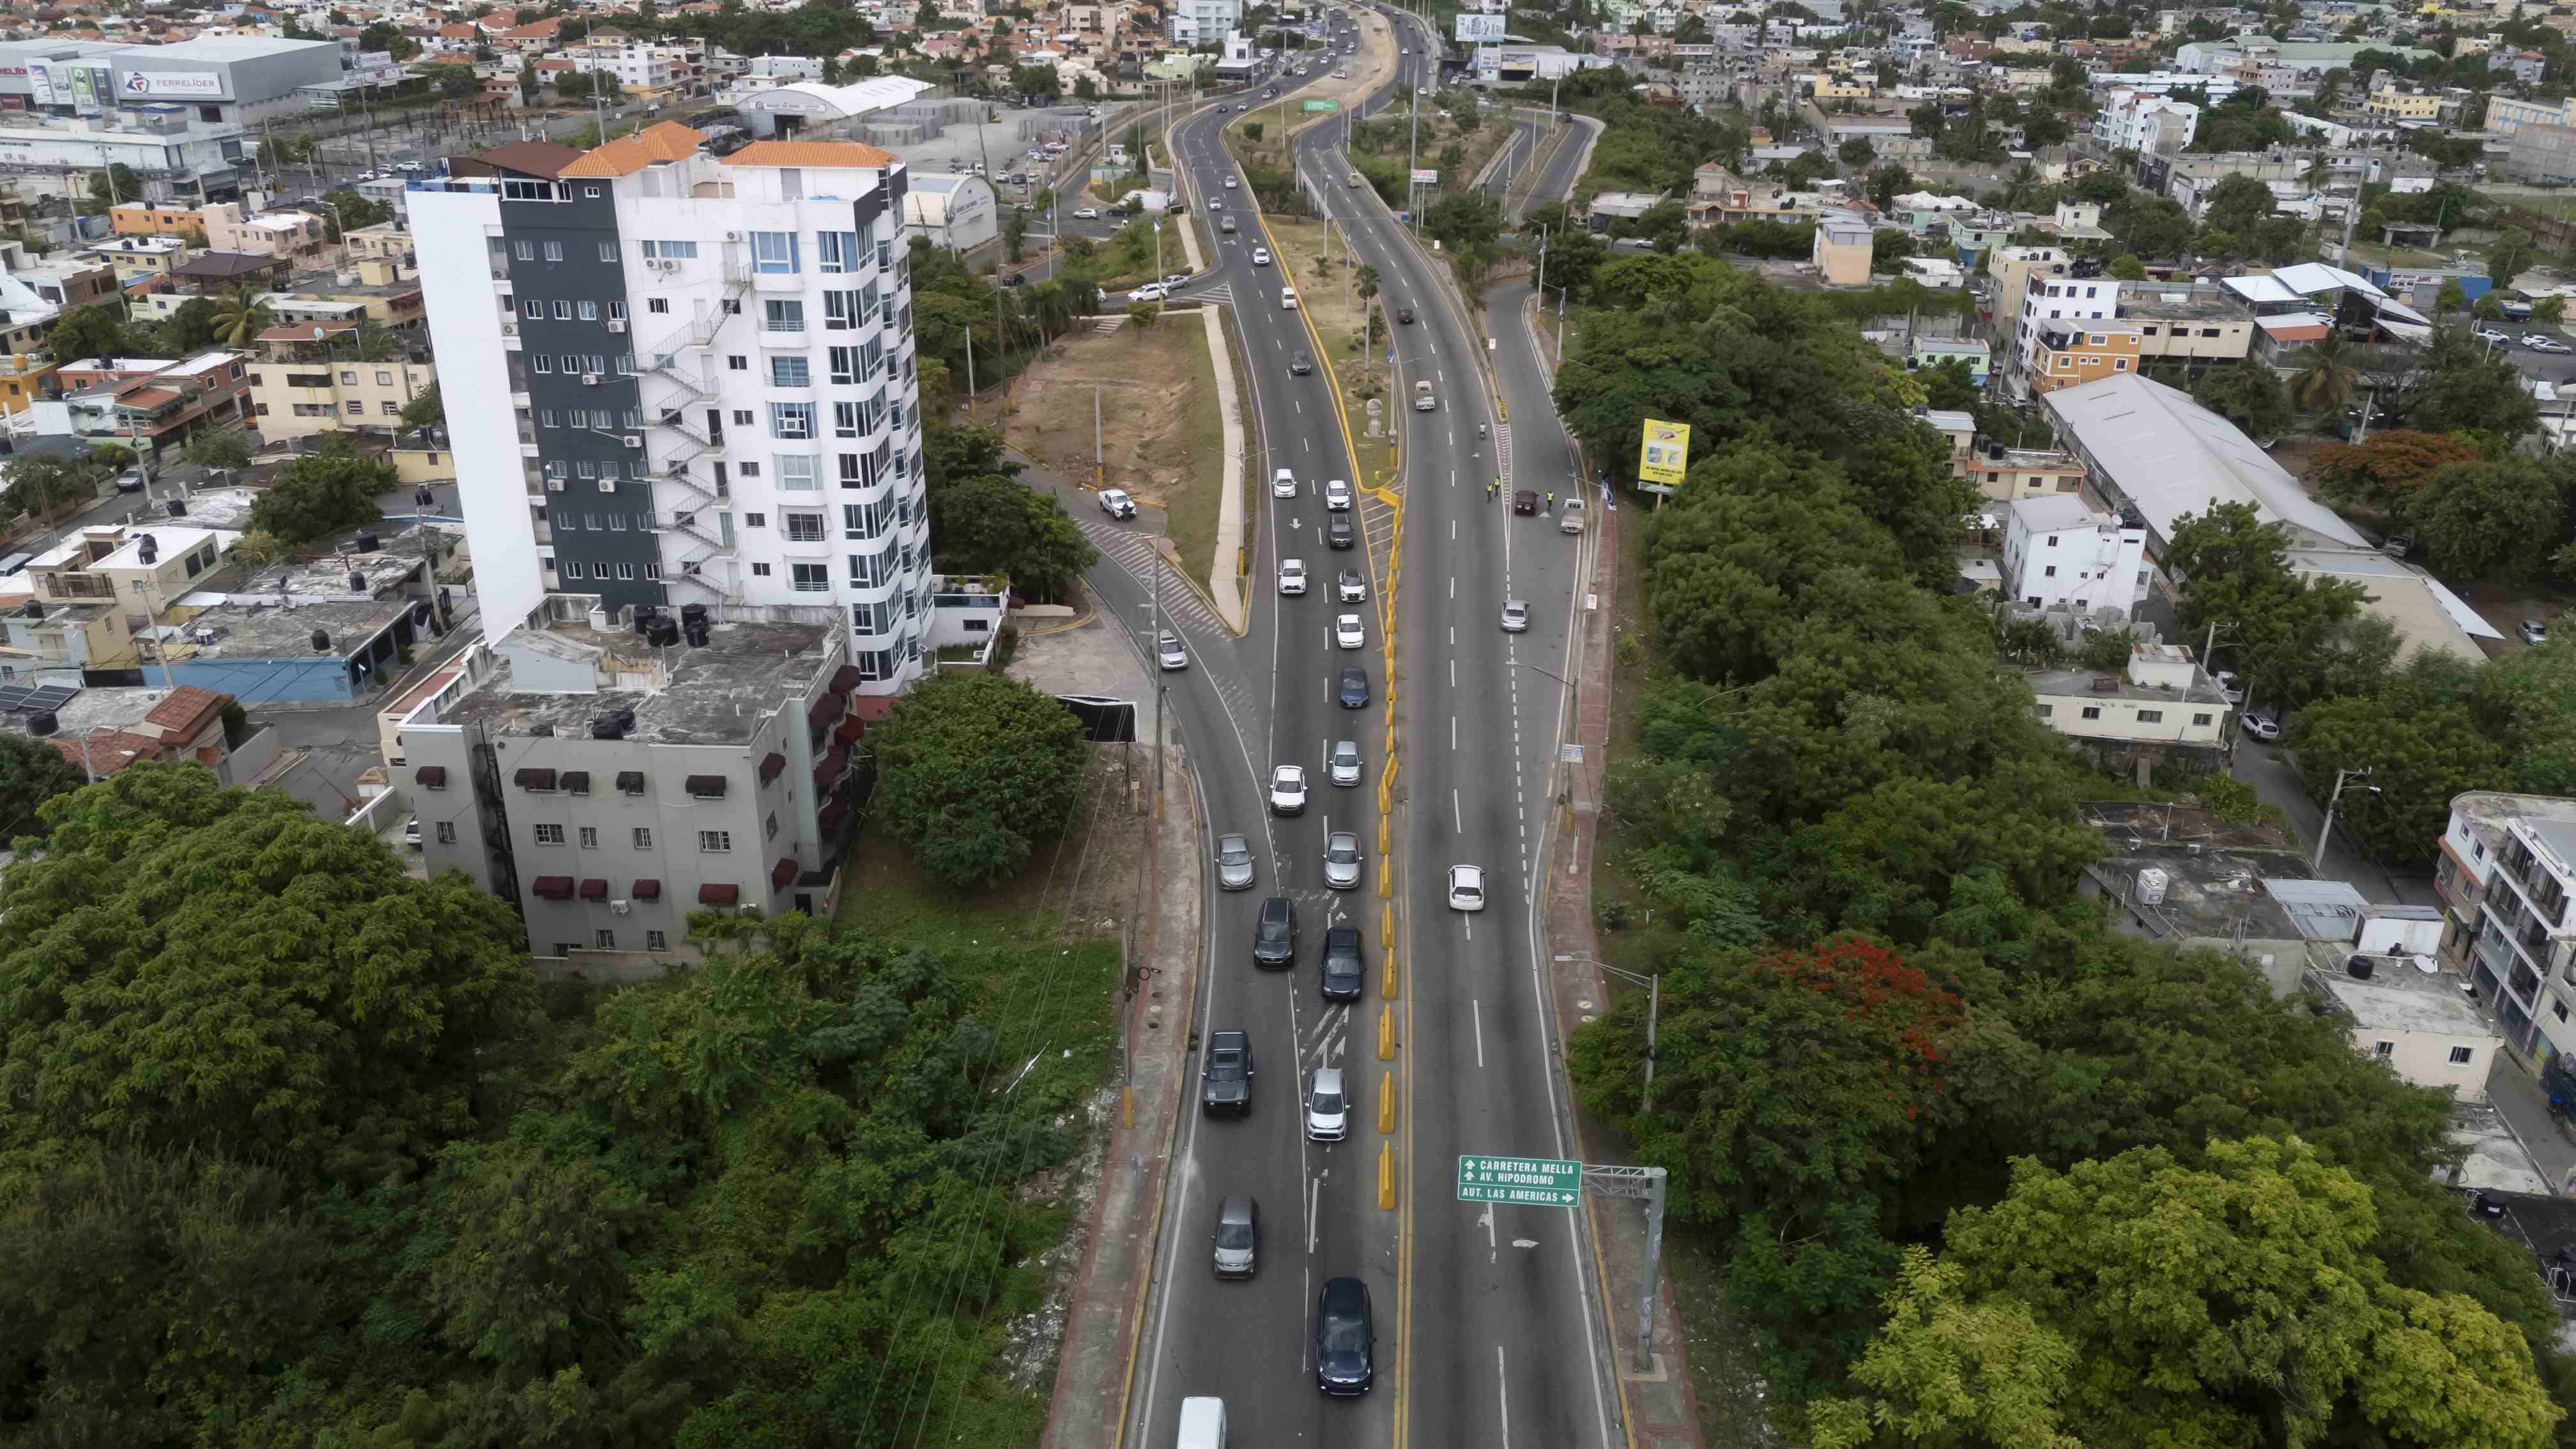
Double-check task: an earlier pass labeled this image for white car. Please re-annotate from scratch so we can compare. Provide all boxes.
[1098,487,1137,519]
[1323,478,1352,510]
[1157,631,1188,670]
[1279,557,1308,595]
[2212,669,2244,705]
[1273,467,1300,499]
[2241,712,2283,742]
[1162,271,1193,288]
[1448,864,1485,912]
[1329,739,1362,786]
[2528,334,2573,353]
[2476,326,2512,344]
[1225,176,1239,189]
[1270,764,1309,816]
[1073,206,1101,218]
[1337,568,1367,604]
[1128,282,1170,303]
[1500,600,1528,633]
[1335,613,1365,649]
[1252,247,1272,266]
[1305,1066,1349,1141]
[1323,830,1363,889]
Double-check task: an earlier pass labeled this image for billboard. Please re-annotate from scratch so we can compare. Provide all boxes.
[1456,13,1506,42]
[1637,420,1690,487]
[1409,167,1438,185]
[63,64,111,116]
[121,70,224,98]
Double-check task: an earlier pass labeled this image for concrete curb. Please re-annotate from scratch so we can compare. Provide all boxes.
[1195,305,1250,634]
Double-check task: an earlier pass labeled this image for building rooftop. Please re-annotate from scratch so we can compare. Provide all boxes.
[560,121,708,178]
[726,138,897,168]
[2011,491,2103,530]
[2314,953,2492,1038]
[447,614,837,747]
[2281,547,2499,661]
[183,595,408,659]
[233,535,425,602]
[2027,658,2228,707]
[2120,287,2248,320]
[88,523,231,574]
[2041,373,2369,549]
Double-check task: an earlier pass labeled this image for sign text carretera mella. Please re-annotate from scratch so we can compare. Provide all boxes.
[1456,1154,1582,1206]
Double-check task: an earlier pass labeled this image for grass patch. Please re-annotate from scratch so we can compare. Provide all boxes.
[1263,215,1401,492]
[1002,318,1230,585]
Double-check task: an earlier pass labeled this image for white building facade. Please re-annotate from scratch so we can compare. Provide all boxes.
[1170,0,1242,45]
[2016,273,2122,378]
[2003,493,2150,615]
[2092,88,2200,153]
[411,125,935,696]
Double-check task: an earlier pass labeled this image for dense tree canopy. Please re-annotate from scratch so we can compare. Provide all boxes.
[247,436,394,548]
[868,671,1090,889]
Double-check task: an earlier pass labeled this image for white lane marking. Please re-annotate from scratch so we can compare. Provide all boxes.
[1453,788,1461,831]
[1308,1174,1322,1255]
[1499,1346,1512,1449]
[1473,997,1485,1068]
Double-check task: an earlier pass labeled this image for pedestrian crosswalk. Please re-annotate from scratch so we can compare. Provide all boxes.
[1494,420,1517,491]
[1187,284,1238,307]
[1080,519,1229,640]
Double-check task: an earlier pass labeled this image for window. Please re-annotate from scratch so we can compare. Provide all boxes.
[835,400,861,437]
[578,826,599,848]
[752,562,772,576]
[829,346,858,384]
[544,241,564,262]
[777,454,820,491]
[744,512,767,528]
[346,400,364,416]
[2374,1040,2395,1058]
[764,299,806,333]
[595,928,618,950]
[2043,565,2056,577]
[599,241,617,261]
[698,830,732,852]
[766,811,780,840]
[824,289,864,330]
[752,231,801,273]
[2449,1045,2475,1064]
[2079,705,2101,721]
[553,300,574,320]
[609,301,627,321]
[523,298,543,319]
[818,230,864,272]
[648,296,670,314]
[436,820,457,843]
[785,512,825,540]
[539,408,559,428]
[770,402,815,439]
[513,240,535,261]
[647,930,668,950]
[771,355,811,387]
[791,562,831,592]
[578,300,599,321]
[533,355,553,373]
[2113,358,2129,371]
[534,824,567,845]
[2136,709,2163,724]
[2192,712,2213,726]
[642,240,700,259]
[633,827,653,848]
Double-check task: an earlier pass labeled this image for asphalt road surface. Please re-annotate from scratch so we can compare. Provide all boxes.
[1114,6,1621,1448]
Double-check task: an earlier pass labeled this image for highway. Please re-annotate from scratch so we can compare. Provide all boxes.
[1107,6,1620,1447]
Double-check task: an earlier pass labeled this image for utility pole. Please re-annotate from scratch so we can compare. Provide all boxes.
[2313,767,2379,874]
[1094,383,1103,489]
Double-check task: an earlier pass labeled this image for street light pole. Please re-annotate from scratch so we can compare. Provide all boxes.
[2313,765,2379,874]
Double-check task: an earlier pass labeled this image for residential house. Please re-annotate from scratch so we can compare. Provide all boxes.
[1811,211,1874,285]
[245,320,434,440]
[2024,633,2235,758]
[20,351,250,459]
[198,201,329,261]
[2002,491,2149,614]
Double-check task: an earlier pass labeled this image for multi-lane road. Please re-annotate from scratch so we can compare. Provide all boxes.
[1086,10,1622,1447]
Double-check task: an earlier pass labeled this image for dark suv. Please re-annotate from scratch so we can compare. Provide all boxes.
[1326,514,1356,549]
[1321,925,1363,1002]
[1201,1030,1254,1116]
[1314,1276,1375,1396]
[1254,896,1297,968]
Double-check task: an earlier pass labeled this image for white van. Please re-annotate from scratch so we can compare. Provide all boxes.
[1280,287,1299,310]
[1177,1396,1227,1448]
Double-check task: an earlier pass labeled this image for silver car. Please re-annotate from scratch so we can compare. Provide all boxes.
[1305,1066,1349,1142]
[1213,1194,1259,1278]
[1157,630,1188,670]
[1324,830,1362,890]
[1216,832,1255,891]
[1328,740,1362,786]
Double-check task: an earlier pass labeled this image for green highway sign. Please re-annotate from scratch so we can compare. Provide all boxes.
[1457,1154,1582,1206]
[1303,99,1341,111]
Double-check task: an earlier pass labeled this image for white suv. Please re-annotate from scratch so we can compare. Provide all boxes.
[1323,478,1352,510]
[1273,467,1299,498]
[1278,558,1308,595]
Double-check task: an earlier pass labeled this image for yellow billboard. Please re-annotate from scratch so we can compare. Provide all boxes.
[1637,420,1690,488]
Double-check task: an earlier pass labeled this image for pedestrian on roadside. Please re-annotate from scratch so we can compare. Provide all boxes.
[1545,489,1555,512]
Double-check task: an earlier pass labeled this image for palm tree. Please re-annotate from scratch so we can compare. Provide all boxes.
[210,286,270,347]
[2002,159,2041,209]
[1027,280,1075,342]
[2288,332,2360,415]
[1354,263,1379,305]
[2301,151,2331,190]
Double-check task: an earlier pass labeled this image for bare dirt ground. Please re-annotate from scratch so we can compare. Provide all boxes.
[1005,321,1227,571]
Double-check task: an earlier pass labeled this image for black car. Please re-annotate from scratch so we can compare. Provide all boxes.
[1201,1030,1255,1116]
[1000,272,1025,287]
[1337,666,1370,709]
[1396,306,1414,324]
[1254,894,1297,967]
[1291,350,1314,375]
[1326,514,1356,549]
[1314,1276,1375,1396]
[1321,924,1363,1001]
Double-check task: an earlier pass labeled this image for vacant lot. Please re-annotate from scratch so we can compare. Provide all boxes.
[1263,215,1400,490]
[1005,317,1228,578]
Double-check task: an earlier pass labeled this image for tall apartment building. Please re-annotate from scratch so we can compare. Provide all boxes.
[2012,267,2122,381]
[2439,792,2576,1066]
[2092,87,2199,153]
[413,123,934,696]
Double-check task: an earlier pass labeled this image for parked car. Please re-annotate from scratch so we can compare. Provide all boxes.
[114,468,147,494]
[1072,206,1101,218]
[1216,832,1255,891]
[2212,669,2244,705]
[1128,282,1170,303]
[1305,1066,1349,1141]
[1157,631,1189,670]
[1337,568,1367,603]
[1200,1031,1255,1115]
[1098,487,1137,519]
[2527,335,2572,354]
[1448,863,1485,912]
[1212,1195,1259,1278]
[1329,739,1362,786]
[1279,557,1308,595]
[1323,830,1363,890]
[1270,763,1309,815]
[2476,326,2513,344]
[1337,665,1369,707]
[2522,617,2551,646]
[402,816,422,848]
[1321,924,1364,1000]
[2241,712,2283,742]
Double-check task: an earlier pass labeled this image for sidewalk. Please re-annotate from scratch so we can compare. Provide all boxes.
[1041,745,1202,1449]
[1192,305,1249,634]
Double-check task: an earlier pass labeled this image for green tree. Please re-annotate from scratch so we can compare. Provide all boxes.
[2536,296,2566,326]
[2189,360,2292,439]
[2288,682,2511,862]
[0,730,83,827]
[86,163,141,208]
[246,437,393,548]
[2107,251,2147,280]
[43,302,134,364]
[516,57,540,105]
[1837,135,1876,167]
[180,429,254,473]
[399,380,445,433]
[2404,344,2542,441]
[0,453,102,519]
[868,672,1090,889]
[1002,206,1029,264]
[2199,171,2277,239]
[924,472,1098,600]
[2437,276,2469,315]
[357,19,420,57]
[319,187,394,237]
[2409,456,2570,583]
[1864,161,1915,210]
[2163,502,2370,710]
[208,286,272,348]
[2287,331,2363,415]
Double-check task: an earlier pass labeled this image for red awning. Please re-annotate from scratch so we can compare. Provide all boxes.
[414,765,447,788]
[530,875,576,900]
[513,767,556,790]
[686,774,727,798]
[818,797,850,830]
[829,663,863,695]
[813,746,847,786]
[771,857,797,889]
[758,751,786,783]
[807,696,840,729]
[833,715,866,745]
[616,770,647,793]
[578,877,609,900]
[631,878,661,900]
[561,770,592,795]
[698,882,740,905]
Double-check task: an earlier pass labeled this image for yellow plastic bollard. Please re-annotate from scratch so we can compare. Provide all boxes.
[1382,952,1399,999]
[1378,1071,1395,1131]
[1377,1140,1396,1209]
[1381,901,1393,939]
[1377,1003,1395,1060]
[1378,818,1390,855]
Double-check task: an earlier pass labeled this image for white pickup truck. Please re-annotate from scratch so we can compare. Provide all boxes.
[1413,379,1435,411]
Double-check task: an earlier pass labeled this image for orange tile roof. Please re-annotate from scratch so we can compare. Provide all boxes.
[724,139,898,169]
[144,684,229,736]
[559,121,707,178]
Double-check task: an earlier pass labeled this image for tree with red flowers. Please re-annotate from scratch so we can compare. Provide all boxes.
[2309,428,2483,520]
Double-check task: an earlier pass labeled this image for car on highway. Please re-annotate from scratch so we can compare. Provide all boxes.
[1337,665,1369,709]
[1280,557,1308,594]
[1225,176,1239,188]
[2523,617,2552,645]
[1321,924,1364,1000]
[1290,349,1314,374]
[1327,514,1356,549]
[1128,282,1170,303]
[1314,1277,1376,1395]
[1221,216,1239,234]
[1158,630,1189,670]
[1396,305,1415,323]
[1073,206,1101,218]
[1448,864,1485,912]
[1270,763,1309,815]
[1212,1195,1260,1278]
[1513,489,1538,515]
[1500,599,1528,632]
[1280,287,1299,310]
[1337,567,1367,602]
[2476,326,2513,344]
[1330,739,1362,786]
[1098,487,1137,519]
[1207,198,1222,211]
[1305,1066,1350,1141]
[1335,613,1365,649]
[1413,379,1436,411]
[1216,832,1256,891]
[2241,711,2283,742]
[2529,335,2573,353]
[1200,1031,1255,1116]
[1275,466,1300,498]
[1254,895,1297,967]
[1324,831,1363,890]
[1324,477,1353,510]
[1252,247,1272,266]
